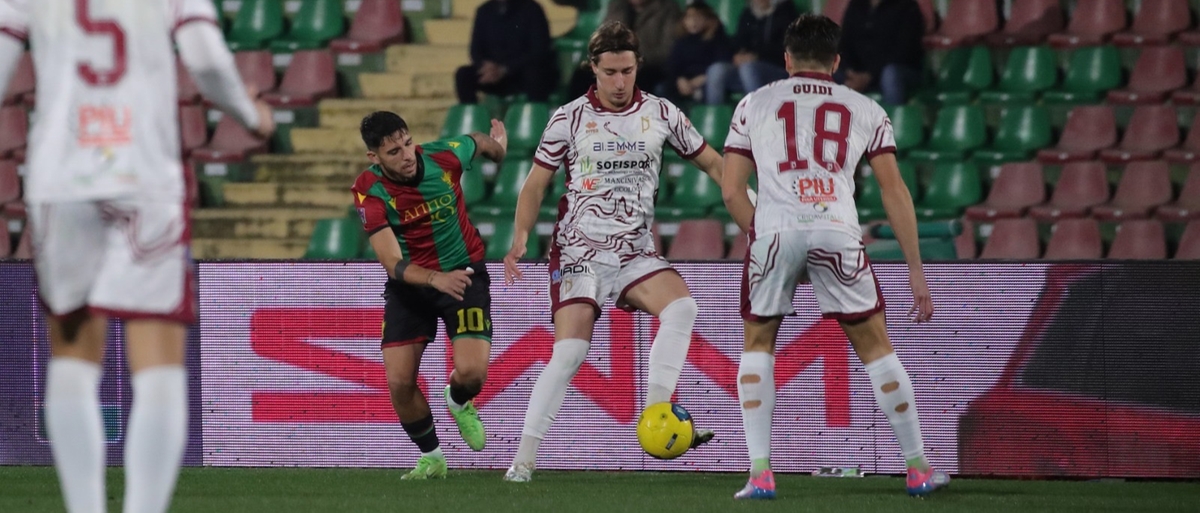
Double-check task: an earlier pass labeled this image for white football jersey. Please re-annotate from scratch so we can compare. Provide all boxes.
[0,0,218,203]
[725,72,896,238]
[535,88,707,256]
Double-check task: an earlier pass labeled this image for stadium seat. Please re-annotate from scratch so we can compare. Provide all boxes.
[857,160,919,221]
[980,217,1041,259]
[986,0,1064,46]
[821,0,850,25]
[1048,0,1127,48]
[666,219,725,260]
[1163,112,1200,163]
[235,51,278,96]
[1157,163,1200,221]
[540,171,569,218]
[1105,46,1187,104]
[0,159,18,204]
[329,0,408,53]
[965,162,1046,220]
[561,9,603,42]
[13,225,30,259]
[3,199,24,220]
[0,219,9,258]
[459,168,487,207]
[885,104,925,151]
[1108,219,1168,259]
[191,116,269,163]
[907,105,987,162]
[923,0,998,48]
[914,162,983,220]
[978,46,1058,104]
[1099,105,1179,163]
[1036,106,1117,163]
[1175,220,1200,259]
[1029,161,1110,221]
[915,0,937,34]
[480,158,531,214]
[660,167,723,218]
[919,46,993,105]
[689,105,733,149]
[226,0,285,51]
[3,52,33,106]
[726,232,748,260]
[486,220,540,260]
[179,105,209,158]
[0,106,26,159]
[503,103,551,154]
[1041,46,1123,105]
[1111,0,1192,47]
[713,0,746,37]
[440,104,492,139]
[972,105,1052,164]
[1091,161,1174,221]
[304,217,363,259]
[270,0,346,52]
[177,56,201,105]
[555,39,587,88]
[1043,217,1103,259]
[262,50,337,107]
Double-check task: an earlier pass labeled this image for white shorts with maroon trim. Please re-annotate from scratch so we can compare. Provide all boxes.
[741,229,883,322]
[29,199,196,323]
[549,244,673,318]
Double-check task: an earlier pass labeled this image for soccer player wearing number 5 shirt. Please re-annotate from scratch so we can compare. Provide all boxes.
[722,15,948,500]
[0,1,274,512]
[351,111,507,480]
[500,21,725,483]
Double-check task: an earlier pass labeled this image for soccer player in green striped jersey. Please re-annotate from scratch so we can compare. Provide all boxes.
[351,111,507,479]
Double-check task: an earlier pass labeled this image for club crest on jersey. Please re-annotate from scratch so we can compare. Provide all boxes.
[641,116,651,133]
[442,170,454,188]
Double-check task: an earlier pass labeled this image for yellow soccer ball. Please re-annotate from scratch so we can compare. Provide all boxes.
[636,402,695,460]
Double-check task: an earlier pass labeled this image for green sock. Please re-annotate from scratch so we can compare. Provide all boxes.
[906,456,929,471]
[750,458,771,476]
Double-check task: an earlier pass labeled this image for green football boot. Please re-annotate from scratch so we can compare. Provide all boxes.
[401,453,447,480]
[445,385,486,451]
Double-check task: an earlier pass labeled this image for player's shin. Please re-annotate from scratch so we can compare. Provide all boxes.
[513,338,589,466]
[737,351,775,477]
[865,352,928,470]
[646,297,697,406]
[123,365,188,513]
[401,414,442,456]
[45,357,106,513]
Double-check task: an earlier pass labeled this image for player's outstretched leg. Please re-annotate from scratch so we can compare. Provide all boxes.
[842,314,949,497]
[384,344,447,480]
[44,312,108,513]
[445,337,490,451]
[733,319,781,500]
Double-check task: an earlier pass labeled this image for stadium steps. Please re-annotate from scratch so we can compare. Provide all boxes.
[289,127,438,153]
[251,153,369,183]
[222,183,351,208]
[359,71,456,98]
[317,98,456,129]
[386,44,471,72]
[191,237,310,259]
[192,207,346,239]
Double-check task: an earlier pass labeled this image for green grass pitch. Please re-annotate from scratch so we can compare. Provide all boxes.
[2,467,1197,512]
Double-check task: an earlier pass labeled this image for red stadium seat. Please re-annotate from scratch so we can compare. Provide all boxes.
[1108,219,1168,259]
[666,219,725,260]
[191,116,269,163]
[1099,105,1179,163]
[177,57,201,105]
[1029,161,1110,221]
[3,52,34,106]
[1175,220,1200,259]
[1169,72,1200,105]
[923,0,998,48]
[1043,218,1103,259]
[0,159,19,204]
[329,0,408,53]
[1048,0,1127,48]
[179,105,209,158]
[987,0,1064,46]
[1163,112,1200,163]
[980,217,1041,259]
[965,162,1046,221]
[13,224,30,259]
[262,50,337,107]
[1106,46,1187,104]
[0,107,27,159]
[1091,161,1174,221]
[1112,0,1192,46]
[1036,106,1117,164]
[1157,163,1200,222]
[822,0,851,25]
[2,199,24,220]
[727,231,749,260]
[0,217,10,258]
[235,51,278,96]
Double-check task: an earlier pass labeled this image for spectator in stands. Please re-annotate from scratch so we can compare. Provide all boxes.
[455,0,558,104]
[704,0,798,105]
[568,0,682,97]
[665,1,733,103]
[836,0,926,105]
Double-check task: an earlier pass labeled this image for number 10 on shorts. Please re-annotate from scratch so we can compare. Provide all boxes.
[456,307,487,334]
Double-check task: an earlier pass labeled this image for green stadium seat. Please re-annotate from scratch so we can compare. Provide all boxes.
[657,166,721,219]
[305,217,363,259]
[554,38,587,88]
[562,9,603,42]
[440,104,492,139]
[972,105,1052,164]
[269,0,346,52]
[540,172,569,218]
[907,105,988,162]
[688,104,733,148]
[362,238,377,260]
[226,0,285,51]
[885,104,925,152]
[503,102,551,154]
[714,0,747,36]
[915,162,983,220]
[865,238,958,261]
[918,46,994,105]
[487,220,541,260]
[460,169,487,207]
[479,158,531,216]
[857,160,919,222]
[978,46,1058,104]
[1042,46,1122,105]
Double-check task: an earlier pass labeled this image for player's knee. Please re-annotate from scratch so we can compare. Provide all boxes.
[387,376,421,402]
[457,367,487,390]
[660,297,697,326]
[549,338,590,371]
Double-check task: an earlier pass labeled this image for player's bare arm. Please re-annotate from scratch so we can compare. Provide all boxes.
[503,163,555,284]
[689,145,725,184]
[869,152,933,323]
[470,119,508,163]
[722,151,757,234]
[369,230,474,301]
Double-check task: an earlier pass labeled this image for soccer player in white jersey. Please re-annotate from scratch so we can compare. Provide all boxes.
[0,1,273,511]
[500,21,726,482]
[721,14,947,500]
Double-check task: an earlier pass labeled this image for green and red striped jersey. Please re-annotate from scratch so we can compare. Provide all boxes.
[351,135,486,271]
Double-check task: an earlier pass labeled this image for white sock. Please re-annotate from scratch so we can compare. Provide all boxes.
[513,338,589,466]
[737,351,775,475]
[45,357,106,513]
[865,353,928,469]
[123,366,187,513]
[424,447,444,458]
[646,297,696,406]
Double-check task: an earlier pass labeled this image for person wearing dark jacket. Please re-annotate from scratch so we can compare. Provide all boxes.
[567,0,682,98]
[837,0,925,105]
[455,0,558,104]
[665,2,733,103]
[703,0,797,105]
